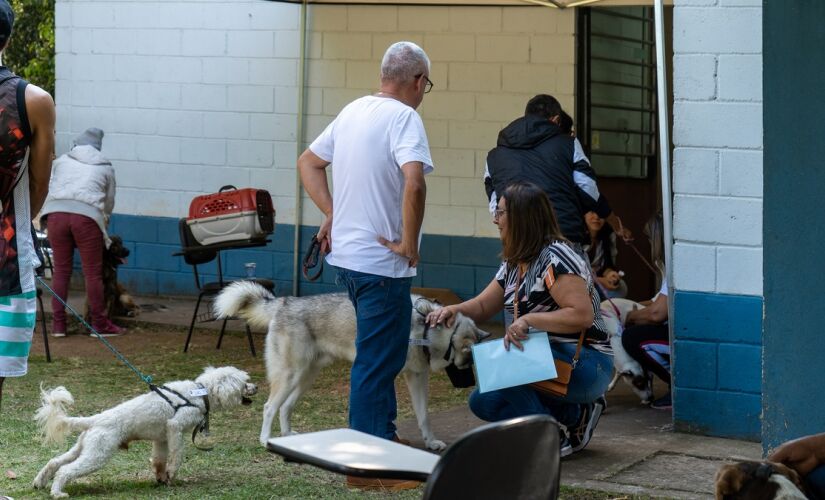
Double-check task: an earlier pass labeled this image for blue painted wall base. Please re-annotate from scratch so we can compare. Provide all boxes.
[672,290,763,441]
[109,214,502,301]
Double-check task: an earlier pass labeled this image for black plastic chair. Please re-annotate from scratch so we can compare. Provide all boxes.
[267,414,561,499]
[177,218,274,357]
[422,415,561,500]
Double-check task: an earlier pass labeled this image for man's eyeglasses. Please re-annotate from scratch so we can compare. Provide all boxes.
[416,74,434,94]
[494,208,507,219]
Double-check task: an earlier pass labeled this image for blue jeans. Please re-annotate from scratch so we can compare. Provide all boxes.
[469,342,613,428]
[337,268,412,440]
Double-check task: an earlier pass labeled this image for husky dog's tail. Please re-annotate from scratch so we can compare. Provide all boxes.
[34,386,94,445]
[213,281,278,330]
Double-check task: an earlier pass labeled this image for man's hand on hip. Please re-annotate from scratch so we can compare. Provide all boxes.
[378,237,419,268]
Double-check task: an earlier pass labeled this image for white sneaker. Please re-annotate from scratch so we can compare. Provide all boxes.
[50,332,66,338]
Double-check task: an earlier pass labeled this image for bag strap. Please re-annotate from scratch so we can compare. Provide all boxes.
[514,264,587,365]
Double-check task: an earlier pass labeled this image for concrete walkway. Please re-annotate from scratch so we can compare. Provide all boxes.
[41,286,762,498]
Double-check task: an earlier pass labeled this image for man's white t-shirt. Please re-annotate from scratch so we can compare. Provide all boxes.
[309,95,434,278]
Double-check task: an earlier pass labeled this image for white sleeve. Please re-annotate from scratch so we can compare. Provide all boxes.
[391,109,433,174]
[658,278,668,297]
[484,162,496,214]
[309,118,336,162]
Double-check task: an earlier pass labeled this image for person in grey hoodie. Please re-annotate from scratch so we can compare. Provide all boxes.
[40,128,124,337]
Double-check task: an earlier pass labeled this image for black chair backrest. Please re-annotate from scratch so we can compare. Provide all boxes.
[178,218,217,266]
[178,218,222,289]
[422,415,561,500]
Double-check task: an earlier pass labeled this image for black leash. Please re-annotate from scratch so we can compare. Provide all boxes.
[302,234,324,282]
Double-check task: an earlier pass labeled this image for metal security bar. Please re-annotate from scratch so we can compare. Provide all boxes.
[576,6,658,179]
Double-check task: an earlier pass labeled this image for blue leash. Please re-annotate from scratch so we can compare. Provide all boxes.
[36,276,153,386]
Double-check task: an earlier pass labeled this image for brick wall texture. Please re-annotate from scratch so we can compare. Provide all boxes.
[672,1,763,297]
[56,1,575,239]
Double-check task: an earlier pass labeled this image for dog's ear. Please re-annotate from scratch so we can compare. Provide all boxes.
[413,296,436,316]
[475,328,491,341]
[715,463,747,499]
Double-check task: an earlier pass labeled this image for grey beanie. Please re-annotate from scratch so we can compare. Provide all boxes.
[73,128,104,150]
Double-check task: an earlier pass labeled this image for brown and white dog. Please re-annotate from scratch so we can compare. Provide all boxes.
[600,298,654,404]
[84,235,139,322]
[715,461,808,500]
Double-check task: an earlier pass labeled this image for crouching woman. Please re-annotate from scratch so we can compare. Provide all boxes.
[426,182,613,457]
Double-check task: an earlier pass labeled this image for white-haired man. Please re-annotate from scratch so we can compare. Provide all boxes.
[298,41,434,491]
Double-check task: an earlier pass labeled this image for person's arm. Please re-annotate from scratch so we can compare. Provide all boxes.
[103,166,116,218]
[626,292,668,325]
[426,277,504,327]
[379,161,426,268]
[506,273,594,350]
[605,212,632,242]
[26,85,56,216]
[297,149,333,252]
[769,433,825,477]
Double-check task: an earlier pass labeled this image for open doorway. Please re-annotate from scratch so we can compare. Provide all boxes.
[576,5,673,301]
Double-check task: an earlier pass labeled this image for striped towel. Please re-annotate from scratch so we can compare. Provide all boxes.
[0,290,37,377]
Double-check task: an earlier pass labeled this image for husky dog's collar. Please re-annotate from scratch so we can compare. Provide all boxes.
[417,319,460,364]
[150,383,212,450]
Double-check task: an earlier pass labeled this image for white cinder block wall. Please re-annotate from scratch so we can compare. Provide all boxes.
[55,0,303,221]
[55,1,575,239]
[672,0,763,296]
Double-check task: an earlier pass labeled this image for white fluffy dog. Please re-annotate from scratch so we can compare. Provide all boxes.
[33,366,257,498]
[600,298,654,404]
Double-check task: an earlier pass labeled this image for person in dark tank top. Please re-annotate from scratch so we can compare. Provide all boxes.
[0,0,56,410]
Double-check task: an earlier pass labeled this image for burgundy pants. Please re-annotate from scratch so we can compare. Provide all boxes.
[48,212,109,330]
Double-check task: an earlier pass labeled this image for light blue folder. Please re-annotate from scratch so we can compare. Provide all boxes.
[472,332,558,393]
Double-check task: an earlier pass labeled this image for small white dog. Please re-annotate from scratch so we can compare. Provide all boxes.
[33,366,257,498]
[600,298,654,404]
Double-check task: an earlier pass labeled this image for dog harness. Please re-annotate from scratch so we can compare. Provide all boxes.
[411,301,461,364]
[150,383,212,450]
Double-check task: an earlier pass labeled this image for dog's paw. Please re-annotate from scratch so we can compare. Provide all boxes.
[281,430,298,437]
[425,439,447,451]
[33,476,47,489]
[51,491,69,499]
[155,471,170,485]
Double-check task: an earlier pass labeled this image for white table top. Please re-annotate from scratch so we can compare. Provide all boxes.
[267,429,440,479]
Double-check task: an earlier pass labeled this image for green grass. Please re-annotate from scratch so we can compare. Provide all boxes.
[0,322,655,499]
[0,322,472,499]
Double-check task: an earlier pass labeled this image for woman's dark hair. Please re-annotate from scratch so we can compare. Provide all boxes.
[500,182,566,265]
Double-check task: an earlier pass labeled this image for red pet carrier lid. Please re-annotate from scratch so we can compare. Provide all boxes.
[188,185,262,220]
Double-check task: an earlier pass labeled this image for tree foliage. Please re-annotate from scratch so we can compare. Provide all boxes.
[5,0,54,96]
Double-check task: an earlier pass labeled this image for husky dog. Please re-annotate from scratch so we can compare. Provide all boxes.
[214,281,490,451]
[715,461,808,500]
[33,366,257,498]
[600,298,654,404]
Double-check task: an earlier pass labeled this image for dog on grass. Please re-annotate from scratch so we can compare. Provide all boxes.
[715,461,808,499]
[213,281,490,451]
[600,298,654,404]
[33,366,256,498]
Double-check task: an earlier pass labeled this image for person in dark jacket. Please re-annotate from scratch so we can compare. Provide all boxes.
[484,94,630,251]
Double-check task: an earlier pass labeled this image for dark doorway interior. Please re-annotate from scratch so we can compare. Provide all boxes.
[575,5,673,301]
